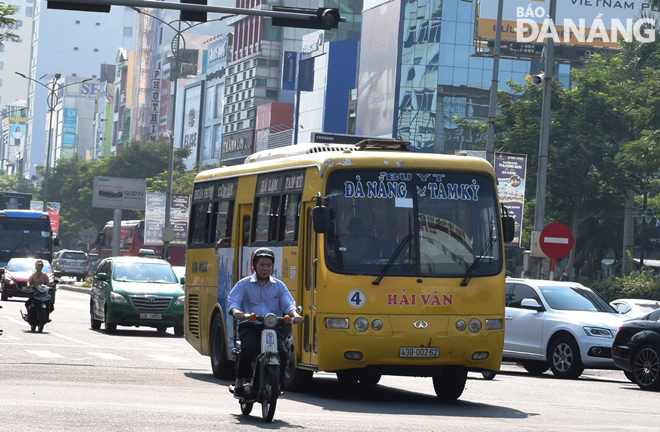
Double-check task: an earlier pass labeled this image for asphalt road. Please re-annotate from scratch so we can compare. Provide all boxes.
[1,287,658,431]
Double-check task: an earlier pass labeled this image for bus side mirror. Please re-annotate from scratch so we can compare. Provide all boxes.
[53,237,60,247]
[96,233,105,248]
[502,216,515,243]
[312,206,331,233]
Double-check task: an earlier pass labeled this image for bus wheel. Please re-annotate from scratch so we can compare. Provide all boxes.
[432,366,467,401]
[282,330,312,392]
[358,371,381,385]
[210,314,234,380]
[336,370,359,385]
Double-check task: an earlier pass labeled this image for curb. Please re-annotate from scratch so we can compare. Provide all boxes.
[57,284,90,294]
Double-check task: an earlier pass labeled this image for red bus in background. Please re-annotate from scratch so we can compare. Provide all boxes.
[96,220,185,266]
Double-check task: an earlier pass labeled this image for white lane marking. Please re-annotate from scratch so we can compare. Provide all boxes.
[26,350,64,358]
[0,335,20,340]
[88,352,129,360]
[3,316,99,347]
[544,236,569,244]
[147,354,187,363]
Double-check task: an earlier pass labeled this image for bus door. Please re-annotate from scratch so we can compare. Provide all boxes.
[301,204,318,366]
[237,204,252,281]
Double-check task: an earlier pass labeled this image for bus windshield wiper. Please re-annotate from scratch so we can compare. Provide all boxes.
[460,236,497,287]
[372,234,412,286]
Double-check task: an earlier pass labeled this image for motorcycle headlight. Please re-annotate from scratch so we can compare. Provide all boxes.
[263,313,278,328]
[110,291,127,304]
[175,296,185,306]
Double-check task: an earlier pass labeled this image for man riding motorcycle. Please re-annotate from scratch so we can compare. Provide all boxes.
[25,260,53,322]
[227,248,303,397]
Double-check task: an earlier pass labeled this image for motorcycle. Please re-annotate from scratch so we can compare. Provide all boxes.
[20,284,54,333]
[230,312,292,423]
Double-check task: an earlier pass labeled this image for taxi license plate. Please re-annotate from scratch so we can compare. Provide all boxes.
[140,313,162,320]
[399,347,439,358]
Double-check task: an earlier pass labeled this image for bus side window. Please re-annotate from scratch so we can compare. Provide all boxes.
[279,193,300,243]
[214,200,234,248]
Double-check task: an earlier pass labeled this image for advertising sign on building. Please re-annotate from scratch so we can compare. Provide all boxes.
[494,152,527,247]
[62,109,77,157]
[282,51,297,91]
[181,82,203,171]
[30,200,61,234]
[476,0,657,49]
[150,69,161,142]
[9,123,25,147]
[221,130,254,163]
[356,0,401,138]
[92,176,146,210]
[144,192,190,246]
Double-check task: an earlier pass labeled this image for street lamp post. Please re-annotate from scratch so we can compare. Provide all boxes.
[15,72,92,211]
[635,191,656,268]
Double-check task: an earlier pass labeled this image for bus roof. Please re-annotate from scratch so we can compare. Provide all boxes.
[0,209,49,219]
[195,143,495,183]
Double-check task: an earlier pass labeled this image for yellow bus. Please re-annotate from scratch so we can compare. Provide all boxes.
[184,140,514,401]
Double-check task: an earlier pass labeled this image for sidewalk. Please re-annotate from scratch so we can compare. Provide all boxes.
[56,283,90,294]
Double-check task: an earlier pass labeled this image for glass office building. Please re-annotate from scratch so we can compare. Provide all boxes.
[357,0,569,154]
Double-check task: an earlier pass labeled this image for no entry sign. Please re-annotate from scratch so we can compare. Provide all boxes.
[540,223,574,260]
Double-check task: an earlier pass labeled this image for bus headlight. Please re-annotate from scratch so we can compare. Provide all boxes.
[371,319,383,331]
[354,318,369,332]
[325,318,349,329]
[485,319,503,330]
[456,320,467,331]
[468,318,482,333]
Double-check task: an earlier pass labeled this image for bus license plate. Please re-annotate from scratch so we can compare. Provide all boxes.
[399,347,439,358]
[140,313,162,320]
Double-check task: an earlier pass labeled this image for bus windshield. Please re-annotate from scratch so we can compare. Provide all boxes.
[0,219,52,256]
[324,169,502,278]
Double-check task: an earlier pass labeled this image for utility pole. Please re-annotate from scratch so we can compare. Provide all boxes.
[532,0,557,279]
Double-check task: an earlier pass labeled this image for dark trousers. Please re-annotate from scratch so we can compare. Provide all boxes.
[237,323,287,381]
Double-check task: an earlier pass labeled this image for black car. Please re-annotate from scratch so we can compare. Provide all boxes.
[612,308,660,391]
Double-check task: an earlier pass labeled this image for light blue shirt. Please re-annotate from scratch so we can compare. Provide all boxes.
[227,273,297,322]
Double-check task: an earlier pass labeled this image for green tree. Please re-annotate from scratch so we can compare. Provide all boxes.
[0,2,18,45]
[0,170,38,196]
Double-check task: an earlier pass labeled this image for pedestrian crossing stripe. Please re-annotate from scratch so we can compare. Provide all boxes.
[147,354,188,363]
[88,352,128,360]
[26,350,64,358]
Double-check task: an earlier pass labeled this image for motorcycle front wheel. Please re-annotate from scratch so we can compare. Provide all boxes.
[261,365,279,423]
[37,308,47,333]
[240,401,253,415]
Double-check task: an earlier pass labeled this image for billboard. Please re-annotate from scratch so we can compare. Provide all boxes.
[476,0,658,50]
[356,0,401,138]
[62,109,77,157]
[9,124,25,148]
[92,176,146,210]
[181,82,203,171]
[144,192,190,246]
[30,201,60,234]
[495,152,527,247]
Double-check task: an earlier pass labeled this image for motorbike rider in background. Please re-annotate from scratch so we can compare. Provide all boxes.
[227,248,303,397]
[25,260,52,321]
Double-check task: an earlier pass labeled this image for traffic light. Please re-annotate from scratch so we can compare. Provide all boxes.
[46,0,110,13]
[180,0,207,23]
[272,7,341,30]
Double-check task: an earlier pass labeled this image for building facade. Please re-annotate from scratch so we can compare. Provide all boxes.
[23,3,135,178]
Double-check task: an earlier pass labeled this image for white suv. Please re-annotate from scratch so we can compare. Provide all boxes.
[503,278,626,379]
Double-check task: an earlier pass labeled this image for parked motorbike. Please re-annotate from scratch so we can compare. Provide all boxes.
[20,285,54,333]
[230,312,292,423]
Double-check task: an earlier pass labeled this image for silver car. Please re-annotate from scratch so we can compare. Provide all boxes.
[503,278,626,379]
[52,249,88,281]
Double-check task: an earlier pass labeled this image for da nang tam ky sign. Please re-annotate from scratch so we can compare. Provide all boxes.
[477,0,658,48]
